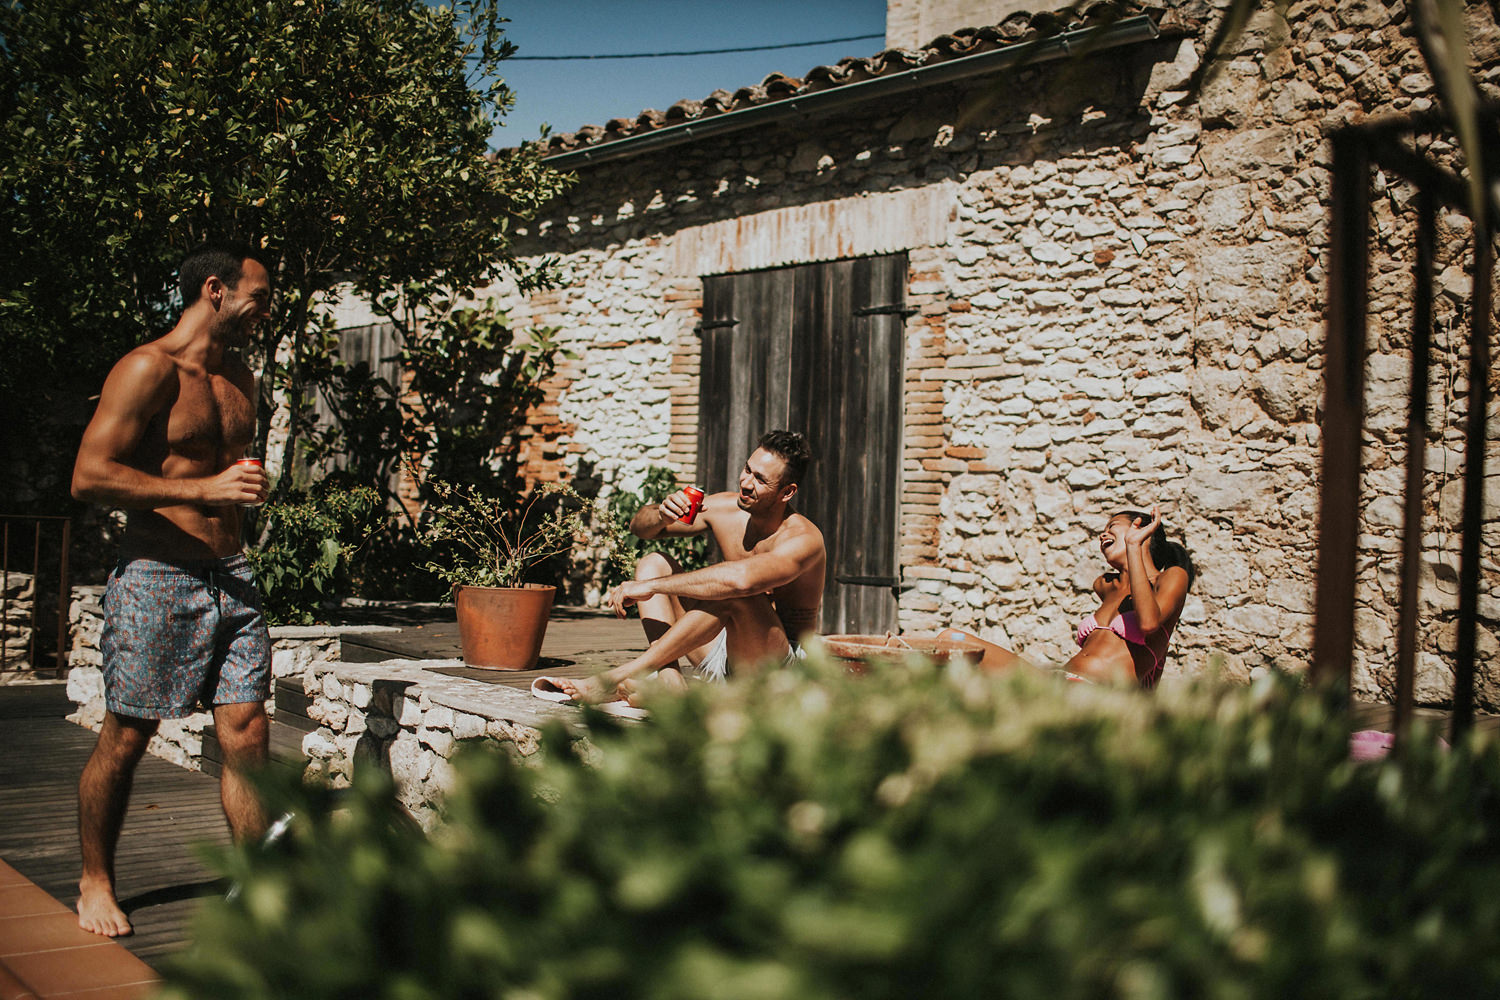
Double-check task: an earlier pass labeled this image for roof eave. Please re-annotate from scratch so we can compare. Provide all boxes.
[540,14,1163,172]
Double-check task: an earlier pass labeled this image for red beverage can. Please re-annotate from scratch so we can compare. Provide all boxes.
[235,457,264,507]
[680,485,706,525]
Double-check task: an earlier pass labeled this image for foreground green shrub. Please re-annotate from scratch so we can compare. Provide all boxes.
[163,664,1500,999]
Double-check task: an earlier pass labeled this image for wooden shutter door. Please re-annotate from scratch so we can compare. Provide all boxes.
[697,253,906,635]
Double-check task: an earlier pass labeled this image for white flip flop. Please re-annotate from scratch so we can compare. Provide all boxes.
[530,676,575,702]
[530,677,649,719]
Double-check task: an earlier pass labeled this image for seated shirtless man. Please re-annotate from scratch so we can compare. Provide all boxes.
[556,430,825,703]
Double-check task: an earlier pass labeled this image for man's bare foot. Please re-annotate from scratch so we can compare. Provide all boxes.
[77,878,132,937]
[617,669,697,707]
[615,677,640,705]
[553,675,613,704]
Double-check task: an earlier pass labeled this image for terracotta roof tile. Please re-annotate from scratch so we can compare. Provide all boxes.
[703,89,736,112]
[763,72,803,98]
[528,1,1173,157]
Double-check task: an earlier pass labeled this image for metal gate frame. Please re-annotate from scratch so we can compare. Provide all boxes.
[1315,110,1497,741]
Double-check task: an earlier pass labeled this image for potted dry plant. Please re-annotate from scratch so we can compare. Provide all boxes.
[423,479,598,671]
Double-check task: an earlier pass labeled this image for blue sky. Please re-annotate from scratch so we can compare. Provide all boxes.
[489,0,887,147]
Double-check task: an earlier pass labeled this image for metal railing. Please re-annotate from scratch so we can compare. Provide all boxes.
[1315,110,1497,742]
[0,515,72,676]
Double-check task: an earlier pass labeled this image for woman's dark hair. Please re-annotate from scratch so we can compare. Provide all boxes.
[1116,510,1195,587]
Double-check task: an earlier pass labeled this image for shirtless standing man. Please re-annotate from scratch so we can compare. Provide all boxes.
[70,242,274,936]
[559,430,825,702]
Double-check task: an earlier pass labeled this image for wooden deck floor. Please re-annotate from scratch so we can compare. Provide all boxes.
[0,683,232,967]
[337,603,649,688]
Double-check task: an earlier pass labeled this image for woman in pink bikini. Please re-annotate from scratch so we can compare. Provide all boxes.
[1064,505,1193,688]
[938,505,1193,688]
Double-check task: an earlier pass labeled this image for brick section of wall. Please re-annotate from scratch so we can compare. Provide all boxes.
[665,278,703,483]
[517,364,578,486]
[898,246,953,633]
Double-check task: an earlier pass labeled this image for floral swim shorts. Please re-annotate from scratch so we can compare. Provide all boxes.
[100,554,271,719]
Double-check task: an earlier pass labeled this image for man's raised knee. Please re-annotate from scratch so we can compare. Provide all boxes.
[635,550,680,581]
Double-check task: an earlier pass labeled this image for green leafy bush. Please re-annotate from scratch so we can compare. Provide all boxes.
[420,479,607,592]
[2,0,569,514]
[246,484,383,625]
[163,664,1500,999]
[604,465,712,586]
[295,300,580,600]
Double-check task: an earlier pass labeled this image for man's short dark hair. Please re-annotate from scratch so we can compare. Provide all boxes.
[179,241,270,306]
[757,430,812,487]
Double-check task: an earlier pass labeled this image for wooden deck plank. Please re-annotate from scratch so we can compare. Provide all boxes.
[337,603,650,690]
[0,687,232,966]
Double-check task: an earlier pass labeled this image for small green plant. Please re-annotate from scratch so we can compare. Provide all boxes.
[247,484,384,625]
[604,465,712,586]
[163,664,1500,999]
[421,477,607,591]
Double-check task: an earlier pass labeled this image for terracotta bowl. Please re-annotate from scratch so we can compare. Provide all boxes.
[818,632,987,670]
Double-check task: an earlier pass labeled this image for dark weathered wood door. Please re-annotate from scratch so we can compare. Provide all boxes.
[697,254,906,635]
[306,322,403,483]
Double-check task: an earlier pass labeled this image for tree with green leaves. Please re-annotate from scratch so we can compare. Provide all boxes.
[0,0,570,511]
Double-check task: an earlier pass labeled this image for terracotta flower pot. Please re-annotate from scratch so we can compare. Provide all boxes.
[453,583,556,671]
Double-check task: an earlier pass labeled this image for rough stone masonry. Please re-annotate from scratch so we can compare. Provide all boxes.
[456,0,1500,708]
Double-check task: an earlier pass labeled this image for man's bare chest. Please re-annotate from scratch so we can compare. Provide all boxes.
[713,521,779,563]
[160,374,255,457]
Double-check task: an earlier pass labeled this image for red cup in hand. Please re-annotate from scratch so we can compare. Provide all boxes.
[679,486,705,525]
[235,457,265,507]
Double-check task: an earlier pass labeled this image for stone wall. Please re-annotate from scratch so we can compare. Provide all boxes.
[64,586,590,825]
[480,0,1500,709]
[296,659,583,829]
[0,571,36,678]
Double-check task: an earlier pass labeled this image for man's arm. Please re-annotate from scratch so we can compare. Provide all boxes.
[71,352,265,509]
[611,528,821,614]
[628,488,717,540]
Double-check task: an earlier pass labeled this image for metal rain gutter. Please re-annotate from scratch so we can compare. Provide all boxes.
[541,14,1161,172]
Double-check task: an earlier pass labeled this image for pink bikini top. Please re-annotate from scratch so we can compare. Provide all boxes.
[1075,611,1173,688]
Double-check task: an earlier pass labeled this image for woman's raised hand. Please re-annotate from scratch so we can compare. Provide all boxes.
[1124,504,1161,548]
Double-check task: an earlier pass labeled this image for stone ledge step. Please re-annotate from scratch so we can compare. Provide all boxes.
[272,679,318,736]
[200,721,305,779]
